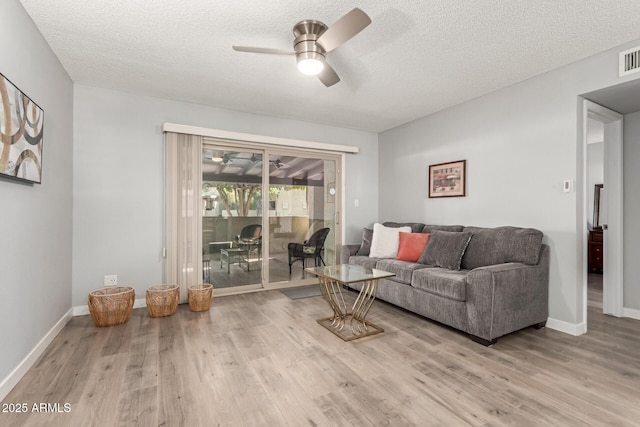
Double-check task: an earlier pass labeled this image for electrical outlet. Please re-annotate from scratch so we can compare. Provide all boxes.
[104,275,118,286]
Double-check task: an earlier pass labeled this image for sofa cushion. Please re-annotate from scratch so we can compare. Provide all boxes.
[383,221,426,233]
[375,259,430,284]
[418,230,472,271]
[421,225,464,233]
[411,268,468,301]
[396,232,431,262]
[349,255,380,269]
[461,226,543,270]
[355,228,373,256]
[369,223,411,258]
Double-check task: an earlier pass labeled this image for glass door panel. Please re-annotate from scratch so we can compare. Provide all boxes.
[267,152,339,284]
[202,146,263,291]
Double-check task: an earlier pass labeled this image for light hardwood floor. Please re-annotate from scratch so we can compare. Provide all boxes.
[2,274,639,426]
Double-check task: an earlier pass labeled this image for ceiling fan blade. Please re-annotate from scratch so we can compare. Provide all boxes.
[317,62,340,87]
[316,8,371,53]
[232,46,295,55]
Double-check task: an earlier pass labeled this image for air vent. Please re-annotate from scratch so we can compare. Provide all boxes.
[619,46,640,77]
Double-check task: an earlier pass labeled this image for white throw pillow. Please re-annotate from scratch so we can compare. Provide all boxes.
[369,223,412,258]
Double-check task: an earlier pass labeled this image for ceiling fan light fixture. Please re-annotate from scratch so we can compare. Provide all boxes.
[296,52,324,76]
[232,8,371,86]
[298,58,324,75]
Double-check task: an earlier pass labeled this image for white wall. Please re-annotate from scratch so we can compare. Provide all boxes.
[73,85,378,306]
[378,39,640,329]
[0,0,73,384]
[623,111,640,311]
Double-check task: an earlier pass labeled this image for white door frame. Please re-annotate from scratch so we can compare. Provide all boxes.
[582,100,624,321]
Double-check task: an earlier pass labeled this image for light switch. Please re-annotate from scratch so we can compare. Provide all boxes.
[354,199,360,207]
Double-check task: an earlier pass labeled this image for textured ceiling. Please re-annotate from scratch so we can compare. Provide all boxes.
[19,0,640,132]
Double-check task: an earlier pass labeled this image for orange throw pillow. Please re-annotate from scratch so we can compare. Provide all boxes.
[396,232,431,262]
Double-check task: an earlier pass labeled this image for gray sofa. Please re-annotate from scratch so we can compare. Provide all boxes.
[340,223,549,345]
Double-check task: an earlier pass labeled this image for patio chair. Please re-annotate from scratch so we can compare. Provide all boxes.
[288,227,330,274]
[236,224,262,261]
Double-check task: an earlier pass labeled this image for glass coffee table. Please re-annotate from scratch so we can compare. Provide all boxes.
[305,264,395,341]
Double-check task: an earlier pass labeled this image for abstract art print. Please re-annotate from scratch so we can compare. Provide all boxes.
[0,72,44,184]
[428,160,466,198]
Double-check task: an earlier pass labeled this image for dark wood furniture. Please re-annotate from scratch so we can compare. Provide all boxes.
[589,229,603,273]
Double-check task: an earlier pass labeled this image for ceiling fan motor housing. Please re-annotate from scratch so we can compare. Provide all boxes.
[293,20,328,64]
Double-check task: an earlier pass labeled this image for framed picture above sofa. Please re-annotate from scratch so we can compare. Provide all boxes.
[428,159,466,198]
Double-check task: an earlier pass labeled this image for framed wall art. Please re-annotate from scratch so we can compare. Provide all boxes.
[428,160,466,198]
[593,183,603,229]
[0,72,44,184]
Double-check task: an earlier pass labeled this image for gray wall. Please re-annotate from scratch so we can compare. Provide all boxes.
[379,39,640,327]
[73,85,378,306]
[0,1,73,382]
[624,111,640,310]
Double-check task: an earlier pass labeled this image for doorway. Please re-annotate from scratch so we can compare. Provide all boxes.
[585,119,604,312]
[582,100,624,323]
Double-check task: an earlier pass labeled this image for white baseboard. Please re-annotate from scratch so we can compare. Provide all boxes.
[547,309,640,335]
[623,307,640,320]
[133,298,147,310]
[546,317,587,336]
[73,298,147,316]
[0,308,73,402]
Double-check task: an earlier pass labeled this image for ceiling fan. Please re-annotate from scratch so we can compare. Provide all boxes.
[232,8,371,87]
[207,152,290,169]
[270,159,290,169]
[205,152,259,164]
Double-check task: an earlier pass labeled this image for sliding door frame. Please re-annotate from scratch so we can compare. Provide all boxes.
[264,146,343,289]
[202,141,265,294]
[202,137,344,295]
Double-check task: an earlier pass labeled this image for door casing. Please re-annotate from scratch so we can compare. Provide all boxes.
[582,99,624,325]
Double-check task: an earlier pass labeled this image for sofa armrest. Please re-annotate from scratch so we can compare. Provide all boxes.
[340,244,361,264]
[465,244,549,341]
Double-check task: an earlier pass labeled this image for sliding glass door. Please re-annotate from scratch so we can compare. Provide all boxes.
[201,141,341,291]
[202,146,263,291]
[267,151,339,284]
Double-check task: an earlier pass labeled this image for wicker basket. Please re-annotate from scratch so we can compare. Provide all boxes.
[146,284,179,318]
[188,284,213,312]
[88,286,135,327]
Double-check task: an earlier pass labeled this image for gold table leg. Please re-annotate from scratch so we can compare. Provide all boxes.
[316,277,384,341]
